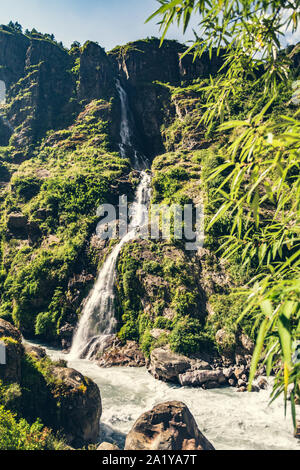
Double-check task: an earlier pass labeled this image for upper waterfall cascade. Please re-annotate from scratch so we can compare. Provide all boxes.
[70,80,151,360]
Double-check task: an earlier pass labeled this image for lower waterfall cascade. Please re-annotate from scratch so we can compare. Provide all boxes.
[70,79,151,359]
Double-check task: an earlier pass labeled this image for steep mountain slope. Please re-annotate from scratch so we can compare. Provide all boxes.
[0,24,298,392]
[0,26,217,347]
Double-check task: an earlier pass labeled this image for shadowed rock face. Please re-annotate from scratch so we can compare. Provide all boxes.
[0,28,223,159]
[0,319,23,383]
[78,41,117,102]
[49,366,102,446]
[125,400,215,450]
[0,319,102,447]
[109,39,224,158]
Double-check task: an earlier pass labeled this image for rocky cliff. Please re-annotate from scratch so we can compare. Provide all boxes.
[0,28,221,157]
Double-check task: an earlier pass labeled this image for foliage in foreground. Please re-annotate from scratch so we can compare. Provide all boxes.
[0,405,65,450]
[149,0,300,425]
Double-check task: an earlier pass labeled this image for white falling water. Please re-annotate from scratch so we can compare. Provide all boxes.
[0,80,14,134]
[116,79,131,158]
[0,80,5,105]
[70,80,151,360]
[116,79,148,169]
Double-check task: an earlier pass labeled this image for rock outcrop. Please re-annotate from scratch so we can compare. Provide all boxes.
[98,340,145,367]
[109,38,223,158]
[148,344,266,392]
[49,366,102,446]
[78,41,117,102]
[125,401,215,450]
[179,369,226,388]
[0,320,102,447]
[0,319,23,383]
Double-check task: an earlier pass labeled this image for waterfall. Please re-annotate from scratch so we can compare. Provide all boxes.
[116,79,148,170]
[0,80,14,135]
[70,80,151,360]
[116,79,131,158]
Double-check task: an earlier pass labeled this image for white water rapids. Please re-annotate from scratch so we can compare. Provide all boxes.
[29,341,300,451]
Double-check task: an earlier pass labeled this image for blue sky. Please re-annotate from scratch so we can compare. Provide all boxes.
[0,0,200,50]
[1,1,299,51]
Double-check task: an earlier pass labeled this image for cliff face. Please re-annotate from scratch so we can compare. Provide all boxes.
[0,27,29,86]
[78,41,117,102]
[0,30,222,158]
[0,26,224,346]
[109,38,223,157]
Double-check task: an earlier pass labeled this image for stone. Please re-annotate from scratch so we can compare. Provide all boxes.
[238,379,247,387]
[0,319,23,383]
[50,366,102,446]
[234,366,245,380]
[59,323,75,350]
[98,340,145,368]
[223,367,234,379]
[97,442,120,450]
[148,347,191,383]
[24,343,47,360]
[235,353,247,366]
[150,328,167,340]
[7,212,28,230]
[179,369,226,387]
[256,377,268,390]
[238,333,254,354]
[191,359,212,371]
[125,401,215,450]
[0,319,22,343]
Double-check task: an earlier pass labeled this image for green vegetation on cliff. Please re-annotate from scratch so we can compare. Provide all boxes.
[0,98,133,341]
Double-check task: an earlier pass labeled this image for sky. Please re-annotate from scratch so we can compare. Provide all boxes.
[0,0,201,51]
[0,1,299,51]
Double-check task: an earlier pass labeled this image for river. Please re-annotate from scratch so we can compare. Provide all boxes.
[29,341,300,451]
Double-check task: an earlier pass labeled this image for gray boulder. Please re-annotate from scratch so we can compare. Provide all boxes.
[125,401,215,450]
[148,347,191,382]
[179,369,226,387]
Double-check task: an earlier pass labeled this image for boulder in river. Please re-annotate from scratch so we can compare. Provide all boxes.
[179,369,226,387]
[148,347,191,382]
[98,340,145,367]
[125,401,215,450]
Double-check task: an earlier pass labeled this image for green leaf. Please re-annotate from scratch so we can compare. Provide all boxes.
[248,318,270,391]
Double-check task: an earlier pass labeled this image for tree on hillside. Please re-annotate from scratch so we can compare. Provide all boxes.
[148,0,300,426]
[8,21,22,33]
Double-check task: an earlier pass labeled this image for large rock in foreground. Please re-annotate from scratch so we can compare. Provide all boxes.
[42,364,102,446]
[125,401,214,450]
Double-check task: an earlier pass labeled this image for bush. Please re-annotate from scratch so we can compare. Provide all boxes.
[169,317,213,355]
[153,316,172,329]
[0,405,64,450]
